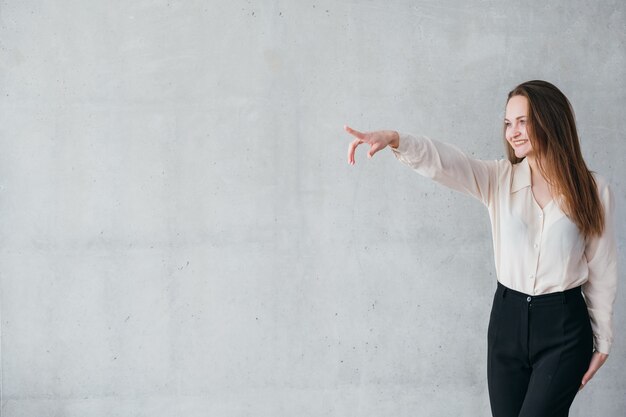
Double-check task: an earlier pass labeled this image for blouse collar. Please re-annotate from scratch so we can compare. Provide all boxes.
[511,157,531,193]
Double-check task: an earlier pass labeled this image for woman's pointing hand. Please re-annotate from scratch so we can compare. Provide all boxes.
[344,125,400,165]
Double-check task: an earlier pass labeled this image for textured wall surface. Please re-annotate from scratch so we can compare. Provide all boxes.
[0,1,624,416]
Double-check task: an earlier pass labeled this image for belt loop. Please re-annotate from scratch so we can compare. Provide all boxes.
[502,287,508,298]
[562,292,567,304]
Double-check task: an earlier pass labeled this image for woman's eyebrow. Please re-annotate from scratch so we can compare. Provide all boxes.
[503,116,527,121]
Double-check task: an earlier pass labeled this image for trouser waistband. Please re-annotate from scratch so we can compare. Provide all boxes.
[496,281,583,304]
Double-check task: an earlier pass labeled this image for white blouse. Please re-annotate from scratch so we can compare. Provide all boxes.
[391,133,618,354]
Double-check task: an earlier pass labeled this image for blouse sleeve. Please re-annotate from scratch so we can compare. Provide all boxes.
[582,179,618,355]
[390,133,499,207]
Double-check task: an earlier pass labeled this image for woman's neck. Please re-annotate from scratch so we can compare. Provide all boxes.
[526,155,555,207]
[526,155,538,172]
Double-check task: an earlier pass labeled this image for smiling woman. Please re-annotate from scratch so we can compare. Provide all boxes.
[343,80,617,417]
[504,96,533,159]
[505,82,606,240]
[504,95,556,210]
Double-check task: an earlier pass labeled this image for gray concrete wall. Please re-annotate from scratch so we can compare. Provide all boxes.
[0,0,624,416]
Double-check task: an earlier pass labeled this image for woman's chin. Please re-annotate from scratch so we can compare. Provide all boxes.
[513,147,532,159]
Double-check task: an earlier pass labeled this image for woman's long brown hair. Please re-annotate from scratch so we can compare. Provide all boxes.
[504,80,604,238]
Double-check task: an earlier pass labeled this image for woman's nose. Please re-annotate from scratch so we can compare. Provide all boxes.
[507,130,518,140]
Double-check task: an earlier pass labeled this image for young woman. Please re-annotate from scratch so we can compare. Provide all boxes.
[344,80,617,417]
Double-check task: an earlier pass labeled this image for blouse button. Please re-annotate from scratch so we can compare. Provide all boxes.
[534,243,539,249]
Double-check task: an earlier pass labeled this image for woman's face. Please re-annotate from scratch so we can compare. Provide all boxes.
[505,95,534,159]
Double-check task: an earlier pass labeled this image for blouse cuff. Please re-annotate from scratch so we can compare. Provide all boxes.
[389,133,426,166]
[390,132,411,155]
[594,336,612,355]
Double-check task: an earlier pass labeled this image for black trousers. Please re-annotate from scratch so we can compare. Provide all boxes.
[487,282,594,417]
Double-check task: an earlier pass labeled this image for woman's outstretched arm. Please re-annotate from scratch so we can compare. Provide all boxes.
[344,125,501,207]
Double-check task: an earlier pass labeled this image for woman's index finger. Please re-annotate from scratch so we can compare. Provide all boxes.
[344,125,365,140]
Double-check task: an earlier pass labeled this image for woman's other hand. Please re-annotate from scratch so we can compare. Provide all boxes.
[344,125,400,165]
[579,351,609,391]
